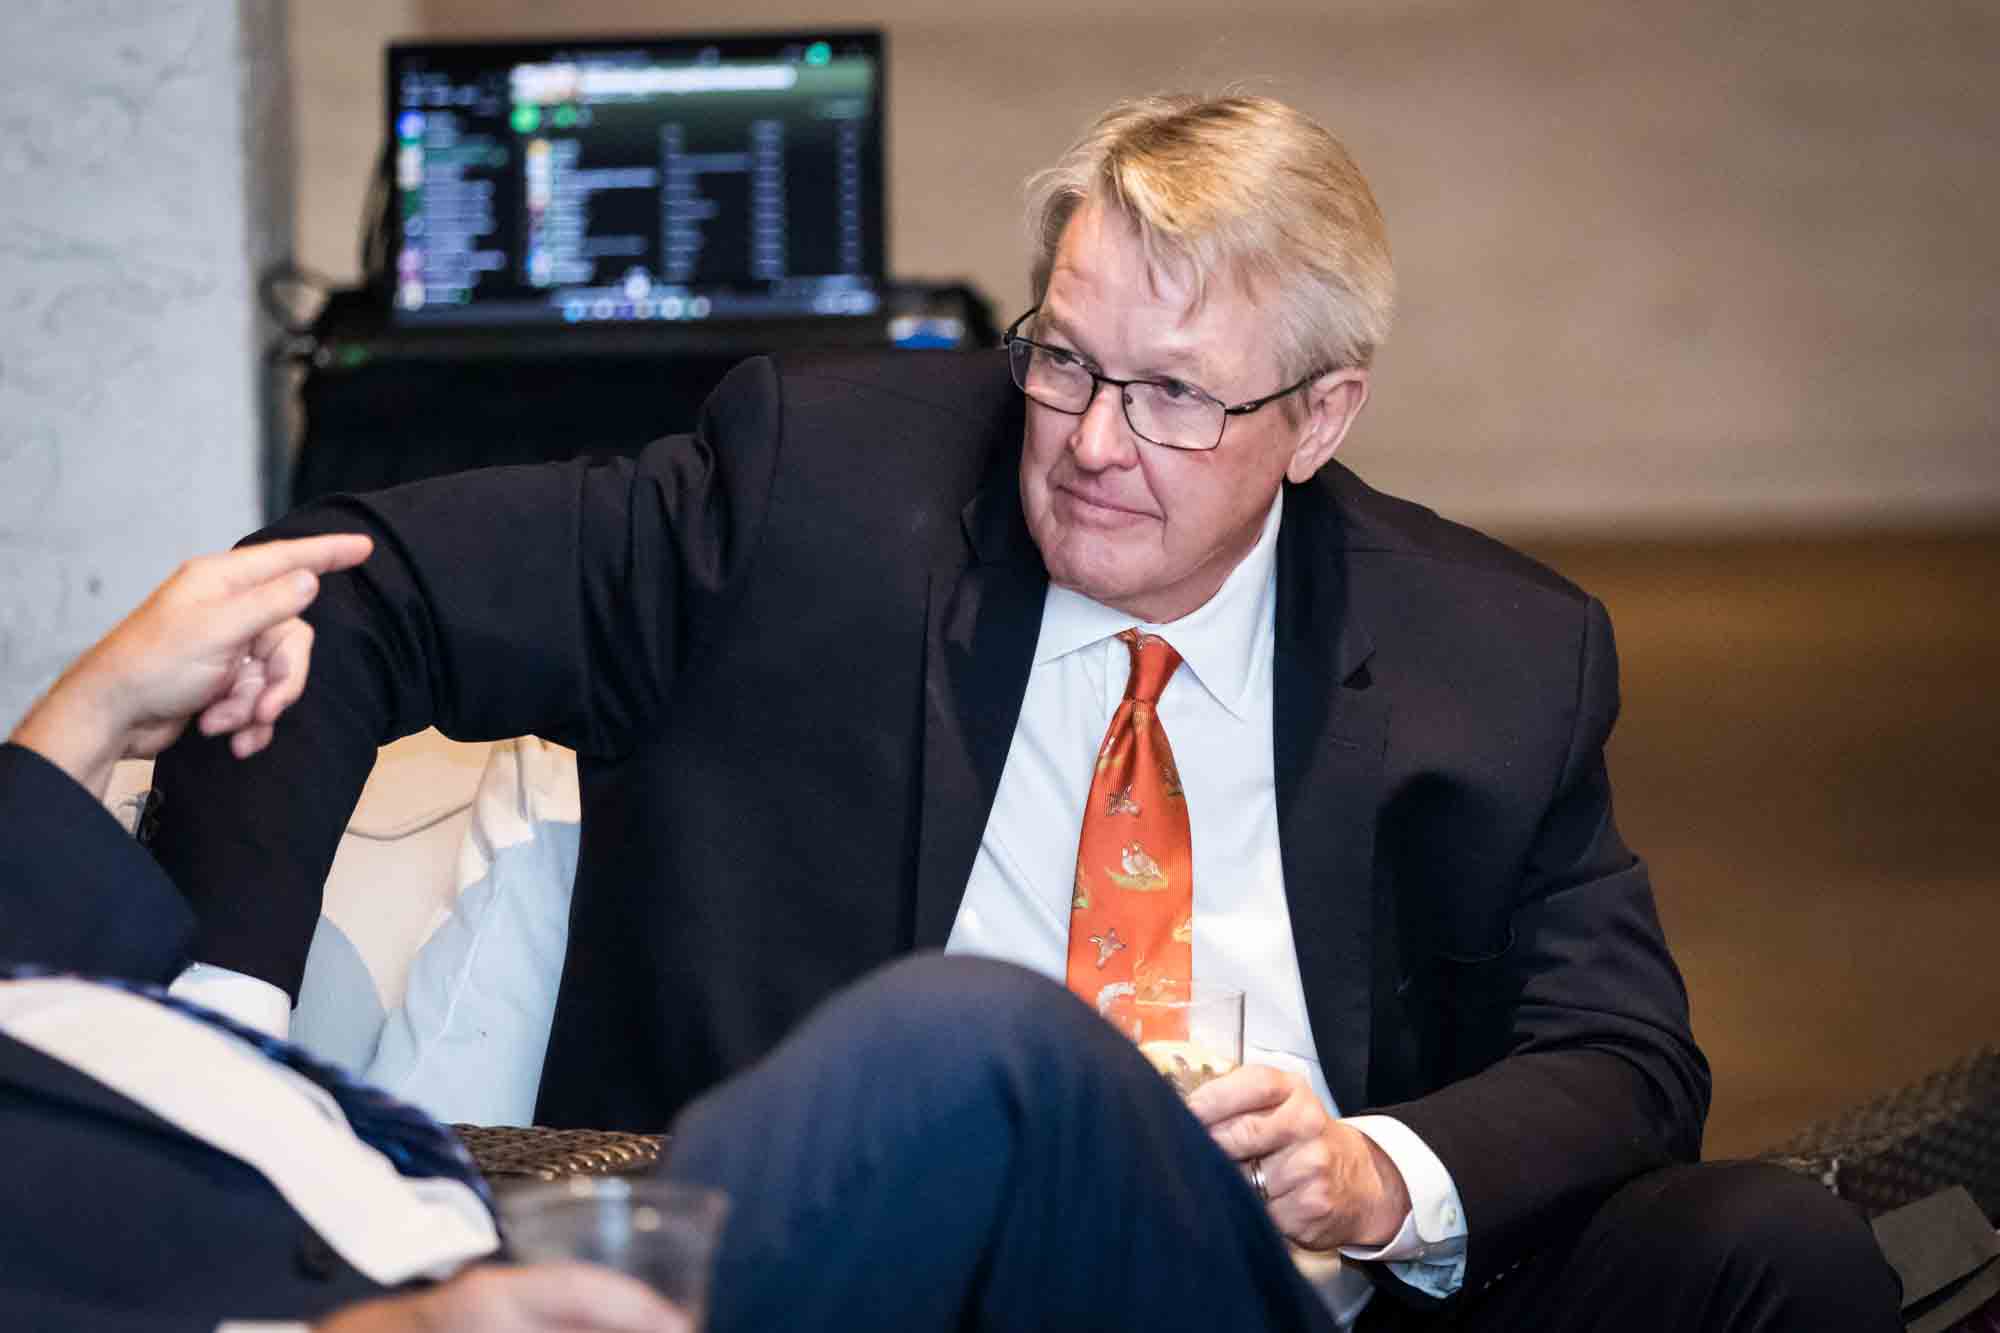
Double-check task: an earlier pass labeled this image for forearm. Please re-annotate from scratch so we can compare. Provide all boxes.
[146,584,392,997]
[149,508,419,994]
[148,459,672,993]
[0,742,196,979]
[8,677,125,803]
[1379,596,1709,1290]
[1376,865,1709,1290]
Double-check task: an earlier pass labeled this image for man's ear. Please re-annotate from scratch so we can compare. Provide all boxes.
[1285,369,1370,484]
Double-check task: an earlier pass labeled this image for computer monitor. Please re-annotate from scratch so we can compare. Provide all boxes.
[386,31,886,329]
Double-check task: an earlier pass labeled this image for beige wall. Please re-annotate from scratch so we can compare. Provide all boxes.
[295,0,1999,535]
[293,0,421,290]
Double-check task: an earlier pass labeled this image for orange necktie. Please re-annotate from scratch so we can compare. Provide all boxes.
[1065,629,1193,1011]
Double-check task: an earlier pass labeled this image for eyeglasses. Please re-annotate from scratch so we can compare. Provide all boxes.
[1003,307,1332,452]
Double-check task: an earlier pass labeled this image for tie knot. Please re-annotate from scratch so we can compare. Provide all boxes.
[1116,629,1182,705]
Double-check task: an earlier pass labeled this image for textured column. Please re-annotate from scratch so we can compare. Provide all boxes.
[0,0,292,724]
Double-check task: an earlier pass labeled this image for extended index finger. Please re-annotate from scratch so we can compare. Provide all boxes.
[213,533,374,591]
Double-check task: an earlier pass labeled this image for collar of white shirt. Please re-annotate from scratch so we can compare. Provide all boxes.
[1033,489,1282,707]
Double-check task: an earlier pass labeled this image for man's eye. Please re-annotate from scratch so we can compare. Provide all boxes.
[1155,378,1196,401]
[1042,346,1083,370]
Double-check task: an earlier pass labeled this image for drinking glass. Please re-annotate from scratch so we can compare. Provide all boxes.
[500,1176,729,1329]
[1097,981,1245,1097]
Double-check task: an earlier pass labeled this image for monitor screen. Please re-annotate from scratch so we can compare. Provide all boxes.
[386,31,885,328]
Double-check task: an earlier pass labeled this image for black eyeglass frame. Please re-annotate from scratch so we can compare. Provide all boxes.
[1002,307,1336,452]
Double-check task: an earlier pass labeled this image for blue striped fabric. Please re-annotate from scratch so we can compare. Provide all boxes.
[2,964,496,1218]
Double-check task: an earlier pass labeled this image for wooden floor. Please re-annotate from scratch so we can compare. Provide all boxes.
[1518,528,2000,1158]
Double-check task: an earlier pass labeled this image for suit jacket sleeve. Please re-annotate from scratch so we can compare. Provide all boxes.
[0,741,194,982]
[0,1290,213,1332]
[148,356,787,998]
[1372,596,1711,1302]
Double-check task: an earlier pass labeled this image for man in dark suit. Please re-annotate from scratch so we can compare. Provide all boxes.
[151,95,1900,1328]
[0,536,1364,1333]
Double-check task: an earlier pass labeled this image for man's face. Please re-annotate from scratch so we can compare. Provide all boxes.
[1019,200,1362,624]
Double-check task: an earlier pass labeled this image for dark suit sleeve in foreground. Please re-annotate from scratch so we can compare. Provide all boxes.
[148,358,787,998]
[0,754,401,1326]
[1374,597,1712,1305]
[0,741,194,982]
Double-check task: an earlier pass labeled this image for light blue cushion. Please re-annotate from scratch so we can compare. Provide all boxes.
[363,739,579,1127]
[291,917,388,1074]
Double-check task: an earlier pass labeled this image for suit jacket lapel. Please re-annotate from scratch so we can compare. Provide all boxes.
[1273,478,1388,1115]
[909,460,1392,1116]
[912,462,1047,950]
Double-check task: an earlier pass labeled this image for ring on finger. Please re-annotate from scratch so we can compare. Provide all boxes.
[1249,1157,1270,1202]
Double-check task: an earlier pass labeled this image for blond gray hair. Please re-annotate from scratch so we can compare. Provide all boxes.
[1025,94,1395,377]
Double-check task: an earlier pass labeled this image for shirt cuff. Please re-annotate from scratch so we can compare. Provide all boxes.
[171,962,293,1039]
[1337,1114,1468,1298]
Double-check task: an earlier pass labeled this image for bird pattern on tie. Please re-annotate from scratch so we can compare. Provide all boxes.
[1066,629,1193,1013]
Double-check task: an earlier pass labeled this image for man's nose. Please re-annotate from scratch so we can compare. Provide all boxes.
[1068,381,1138,471]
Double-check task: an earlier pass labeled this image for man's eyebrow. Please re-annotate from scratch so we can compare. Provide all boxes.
[1138,345,1211,379]
[1036,309,1085,346]
[1038,310,1215,384]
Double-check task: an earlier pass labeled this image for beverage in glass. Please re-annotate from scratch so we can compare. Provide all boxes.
[1096,981,1245,1097]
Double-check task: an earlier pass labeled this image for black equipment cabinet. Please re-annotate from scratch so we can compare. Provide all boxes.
[293,342,743,505]
[286,284,995,508]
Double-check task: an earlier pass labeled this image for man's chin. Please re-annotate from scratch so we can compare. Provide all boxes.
[1043,545,1152,613]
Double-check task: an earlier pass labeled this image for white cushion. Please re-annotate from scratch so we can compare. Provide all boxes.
[106,732,579,1122]
[290,729,491,1070]
[362,737,578,1127]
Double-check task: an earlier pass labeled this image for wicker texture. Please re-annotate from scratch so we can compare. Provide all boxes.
[450,1047,2000,1219]
[453,1125,666,1181]
[1759,1046,2000,1220]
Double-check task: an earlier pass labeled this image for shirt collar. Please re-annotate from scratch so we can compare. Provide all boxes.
[1034,489,1281,721]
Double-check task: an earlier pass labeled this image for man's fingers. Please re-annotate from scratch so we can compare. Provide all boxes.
[251,616,297,683]
[1207,1105,1296,1162]
[251,622,314,725]
[212,533,374,591]
[193,534,372,650]
[495,1261,689,1331]
[196,659,266,736]
[1260,1133,1331,1202]
[1186,1063,1293,1127]
[189,621,311,752]
[230,722,274,759]
[191,567,321,656]
[315,1260,685,1333]
[1192,1065,1330,1164]
[198,689,257,737]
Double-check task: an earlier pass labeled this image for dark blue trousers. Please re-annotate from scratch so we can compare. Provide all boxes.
[664,956,1903,1333]
[665,954,1336,1333]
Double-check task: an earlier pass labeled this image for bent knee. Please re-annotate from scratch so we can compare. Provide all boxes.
[1626,1162,1887,1284]
[834,954,1099,1051]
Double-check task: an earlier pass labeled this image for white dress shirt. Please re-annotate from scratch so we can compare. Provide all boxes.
[946,492,1466,1320]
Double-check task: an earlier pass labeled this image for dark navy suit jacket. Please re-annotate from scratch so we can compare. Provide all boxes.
[0,742,387,1329]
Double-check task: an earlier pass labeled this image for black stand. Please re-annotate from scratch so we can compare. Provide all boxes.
[283,283,995,509]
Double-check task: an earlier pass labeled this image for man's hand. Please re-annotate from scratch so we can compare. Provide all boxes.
[314,1262,689,1332]
[1188,1064,1412,1251]
[8,533,372,800]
